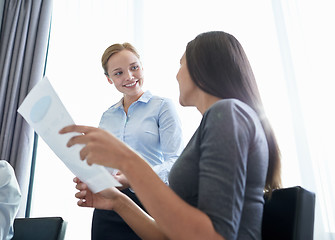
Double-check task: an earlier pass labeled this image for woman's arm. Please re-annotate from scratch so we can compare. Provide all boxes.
[123,156,225,240]
[74,178,168,240]
[61,125,225,240]
[154,99,184,184]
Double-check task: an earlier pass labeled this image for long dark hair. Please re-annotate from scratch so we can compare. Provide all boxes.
[186,31,281,193]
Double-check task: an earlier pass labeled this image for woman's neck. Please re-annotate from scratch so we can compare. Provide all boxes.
[123,91,144,114]
[196,91,222,115]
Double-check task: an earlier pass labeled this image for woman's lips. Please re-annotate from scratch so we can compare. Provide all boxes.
[124,80,138,87]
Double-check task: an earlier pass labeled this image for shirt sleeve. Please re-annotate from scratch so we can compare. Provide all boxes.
[153,98,184,184]
[0,161,22,240]
[197,102,253,240]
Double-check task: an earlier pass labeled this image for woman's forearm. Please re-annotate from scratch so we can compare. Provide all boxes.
[120,155,225,240]
[115,191,168,240]
[61,125,223,239]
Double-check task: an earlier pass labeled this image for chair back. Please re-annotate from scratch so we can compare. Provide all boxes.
[262,186,315,240]
[12,217,67,240]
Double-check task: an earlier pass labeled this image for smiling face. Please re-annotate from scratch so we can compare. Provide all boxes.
[176,53,199,107]
[106,49,144,99]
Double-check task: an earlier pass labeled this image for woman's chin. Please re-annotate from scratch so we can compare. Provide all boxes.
[179,97,187,107]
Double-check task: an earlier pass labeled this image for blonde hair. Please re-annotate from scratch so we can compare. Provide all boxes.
[101,42,140,76]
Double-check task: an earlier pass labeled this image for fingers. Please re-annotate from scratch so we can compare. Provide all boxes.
[74,178,90,207]
[75,181,88,191]
[73,177,85,186]
[73,177,81,183]
[59,125,95,148]
[77,199,88,207]
[66,134,88,147]
[79,145,89,160]
[75,190,86,205]
[86,157,94,166]
[76,191,88,207]
[75,190,87,199]
[59,125,96,134]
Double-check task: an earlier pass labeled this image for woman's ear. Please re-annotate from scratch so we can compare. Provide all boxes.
[106,75,113,85]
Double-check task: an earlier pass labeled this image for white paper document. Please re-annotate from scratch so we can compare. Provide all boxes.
[18,76,121,193]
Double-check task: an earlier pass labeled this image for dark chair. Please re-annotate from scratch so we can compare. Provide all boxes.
[12,217,67,240]
[262,186,315,240]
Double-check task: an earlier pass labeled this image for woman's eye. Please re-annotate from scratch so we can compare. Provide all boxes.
[115,71,123,76]
[131,65,139,71]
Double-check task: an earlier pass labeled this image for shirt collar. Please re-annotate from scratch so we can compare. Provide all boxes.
[112,90,152,109]
[137,90,152,103]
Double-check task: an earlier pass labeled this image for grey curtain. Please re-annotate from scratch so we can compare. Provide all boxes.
[0,0,5,34]
[0,0,52,216]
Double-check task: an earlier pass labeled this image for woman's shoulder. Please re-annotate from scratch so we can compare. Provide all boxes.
[211,98,250,109]
[146,92,175,108]
[200,99,263,145]
[0,160,16,187]
[147,92,171,102]
[0,160,13,174]
[208,99,256,117]
[203,99,260,128]
[104,98,123,112]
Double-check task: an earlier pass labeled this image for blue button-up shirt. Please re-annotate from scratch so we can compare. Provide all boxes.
[99,91,184,184]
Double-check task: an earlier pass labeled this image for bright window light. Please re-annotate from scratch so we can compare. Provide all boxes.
[30,0,312,239]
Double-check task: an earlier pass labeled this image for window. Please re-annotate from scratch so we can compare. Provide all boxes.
[30,0,334,239]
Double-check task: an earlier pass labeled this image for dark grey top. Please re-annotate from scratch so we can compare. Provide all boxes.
[169,99,268,240]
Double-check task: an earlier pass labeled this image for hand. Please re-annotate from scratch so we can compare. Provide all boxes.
[73,177,122,210]
[114,171,130,190]
[59,125,136,170]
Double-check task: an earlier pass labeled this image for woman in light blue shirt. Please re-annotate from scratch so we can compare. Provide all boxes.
[92,43,184,240]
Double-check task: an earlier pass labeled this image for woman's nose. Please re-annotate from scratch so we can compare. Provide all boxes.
[125,70,134,80]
